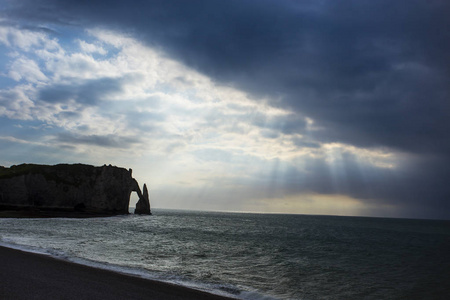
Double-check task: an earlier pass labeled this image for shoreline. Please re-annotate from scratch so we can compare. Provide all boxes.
[0,246,237,300]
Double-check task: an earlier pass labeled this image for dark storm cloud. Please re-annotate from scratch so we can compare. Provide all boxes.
[4,0,450,218]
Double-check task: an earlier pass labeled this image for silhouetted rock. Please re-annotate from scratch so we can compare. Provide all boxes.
[135,183,151,215]
[0,164,151,216]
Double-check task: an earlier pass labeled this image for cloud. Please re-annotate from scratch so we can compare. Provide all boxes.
[56,132,140,148]
[77,39,106,55]
[38,77,124,105]
[0,22,59,51]
[0,24,313,159]
[0,135,45,145]
[8,57,48,83]
[0,84,35,120]
[7,0,449,154]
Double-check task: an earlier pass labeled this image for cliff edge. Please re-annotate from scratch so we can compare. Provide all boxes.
[0,163,151,217]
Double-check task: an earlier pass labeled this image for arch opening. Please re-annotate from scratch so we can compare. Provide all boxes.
[128,179,151,215]
[128,192,140,214]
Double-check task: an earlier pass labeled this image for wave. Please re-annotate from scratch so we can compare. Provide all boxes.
[0,238,276,300]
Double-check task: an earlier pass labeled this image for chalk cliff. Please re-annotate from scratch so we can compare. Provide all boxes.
[0,164,151,216]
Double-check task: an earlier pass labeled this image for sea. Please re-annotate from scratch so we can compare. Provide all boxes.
[1,209,450,300]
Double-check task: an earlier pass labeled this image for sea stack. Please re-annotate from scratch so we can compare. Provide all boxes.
[0,163,151,216]
[135,183,151,215]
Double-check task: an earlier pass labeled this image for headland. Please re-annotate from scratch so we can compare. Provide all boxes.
[0,163,151,217]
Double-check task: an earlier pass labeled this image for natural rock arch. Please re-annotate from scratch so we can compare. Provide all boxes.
[129,179,151,215]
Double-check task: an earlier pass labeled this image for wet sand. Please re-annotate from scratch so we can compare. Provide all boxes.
[0,246,235,300]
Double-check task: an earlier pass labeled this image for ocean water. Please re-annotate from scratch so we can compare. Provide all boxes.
[1,210,450,300]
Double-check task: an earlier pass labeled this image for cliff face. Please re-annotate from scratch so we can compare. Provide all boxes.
[0,164,151,216]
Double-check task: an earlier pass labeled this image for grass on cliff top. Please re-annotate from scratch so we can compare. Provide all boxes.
[0,163,104,179]
[0,210,118,218]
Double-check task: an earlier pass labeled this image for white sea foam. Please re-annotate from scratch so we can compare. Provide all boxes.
[0,239,54,256]
[240,291,280,300]
[0,238,242,299]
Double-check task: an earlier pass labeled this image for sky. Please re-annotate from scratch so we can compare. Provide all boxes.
[0,0,449,219]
